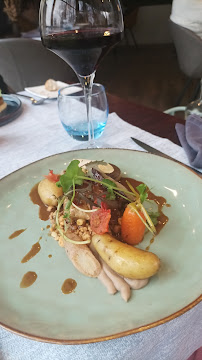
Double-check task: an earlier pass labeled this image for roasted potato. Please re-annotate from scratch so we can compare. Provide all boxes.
[92,233,160,280]
[38,178,63,206]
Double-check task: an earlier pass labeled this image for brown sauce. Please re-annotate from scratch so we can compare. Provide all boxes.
[145,237,155,251]
[9,229,26,239]
[61,278,77,294]
[120,177,169,236]
[21,241,41,263]
[20,271,37,288]
[29,183,50,221]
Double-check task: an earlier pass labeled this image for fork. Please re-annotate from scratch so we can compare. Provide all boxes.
[15,93,56,105]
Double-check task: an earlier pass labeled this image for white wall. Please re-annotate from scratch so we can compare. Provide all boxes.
[126,5,173,45]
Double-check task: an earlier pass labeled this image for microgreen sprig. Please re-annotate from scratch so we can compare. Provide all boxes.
[136,183,148,203]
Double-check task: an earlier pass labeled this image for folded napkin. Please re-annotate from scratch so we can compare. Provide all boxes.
[175,114,202,169]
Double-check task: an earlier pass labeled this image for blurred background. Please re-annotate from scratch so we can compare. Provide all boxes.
[0,0,198,113]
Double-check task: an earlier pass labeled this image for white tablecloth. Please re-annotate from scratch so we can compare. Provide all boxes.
[0,97,201,179]
[0,98,201,360]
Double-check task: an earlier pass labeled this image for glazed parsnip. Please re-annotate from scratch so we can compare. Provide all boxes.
[92,233,160,280]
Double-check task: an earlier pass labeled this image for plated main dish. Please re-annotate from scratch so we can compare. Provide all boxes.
[2,150,201,343]
[36,159,169,302]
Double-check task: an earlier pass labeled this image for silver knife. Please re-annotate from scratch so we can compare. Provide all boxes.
[131,137,202,177]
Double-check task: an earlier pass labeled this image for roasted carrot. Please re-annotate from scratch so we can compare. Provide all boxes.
[121,205,146,245]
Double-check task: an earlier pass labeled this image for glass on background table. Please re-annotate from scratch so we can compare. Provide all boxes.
[185,79,202,120]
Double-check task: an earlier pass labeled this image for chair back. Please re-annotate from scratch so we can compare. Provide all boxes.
[169,19,202,79]
[0,38,76,92]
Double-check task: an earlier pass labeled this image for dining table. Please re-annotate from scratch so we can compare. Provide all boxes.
[0,92,201,360]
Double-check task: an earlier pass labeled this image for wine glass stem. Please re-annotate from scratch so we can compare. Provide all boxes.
[78,72,95,146]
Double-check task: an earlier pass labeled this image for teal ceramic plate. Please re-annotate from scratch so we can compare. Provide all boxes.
[0,149,201,344]
[0,94,22,127]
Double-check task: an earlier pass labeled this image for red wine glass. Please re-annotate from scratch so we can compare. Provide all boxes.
[39,0,124,147]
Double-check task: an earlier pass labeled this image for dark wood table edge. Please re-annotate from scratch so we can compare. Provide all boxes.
[107,93,184,146]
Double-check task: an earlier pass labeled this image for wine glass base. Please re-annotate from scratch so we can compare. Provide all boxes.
[70,138,111,151]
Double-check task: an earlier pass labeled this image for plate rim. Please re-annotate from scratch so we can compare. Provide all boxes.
[1,147,201,182]
[0,148,202,344]
[0,296,201,344]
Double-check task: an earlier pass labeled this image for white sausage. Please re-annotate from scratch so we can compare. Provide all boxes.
[98,269,117,295]
[101,260,131,302]
[124,278,149,290]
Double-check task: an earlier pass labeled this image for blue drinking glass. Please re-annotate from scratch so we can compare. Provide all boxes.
[58,83,108,142]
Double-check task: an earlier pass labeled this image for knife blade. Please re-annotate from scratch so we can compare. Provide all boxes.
[131,137,202,176]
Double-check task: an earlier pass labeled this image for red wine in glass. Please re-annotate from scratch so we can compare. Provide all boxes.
[42,28,123,76]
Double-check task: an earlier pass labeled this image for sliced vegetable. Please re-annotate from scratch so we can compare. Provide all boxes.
[90,203,111,235]
[84,161,121,181]
[121,205,146,245]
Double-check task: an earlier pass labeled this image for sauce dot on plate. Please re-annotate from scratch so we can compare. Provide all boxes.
[20,271,37,288]
[61,278,77,294]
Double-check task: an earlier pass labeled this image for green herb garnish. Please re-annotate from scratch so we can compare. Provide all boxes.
[56,160,84,192]
[136,183,148,203]
[102,179,116,200]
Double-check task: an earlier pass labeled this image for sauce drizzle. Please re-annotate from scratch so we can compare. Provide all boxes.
[145,237,155,251]
[9,229,26,239]
[29,183,50,221]
[21,241,41,263]
[20,271,37,288]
